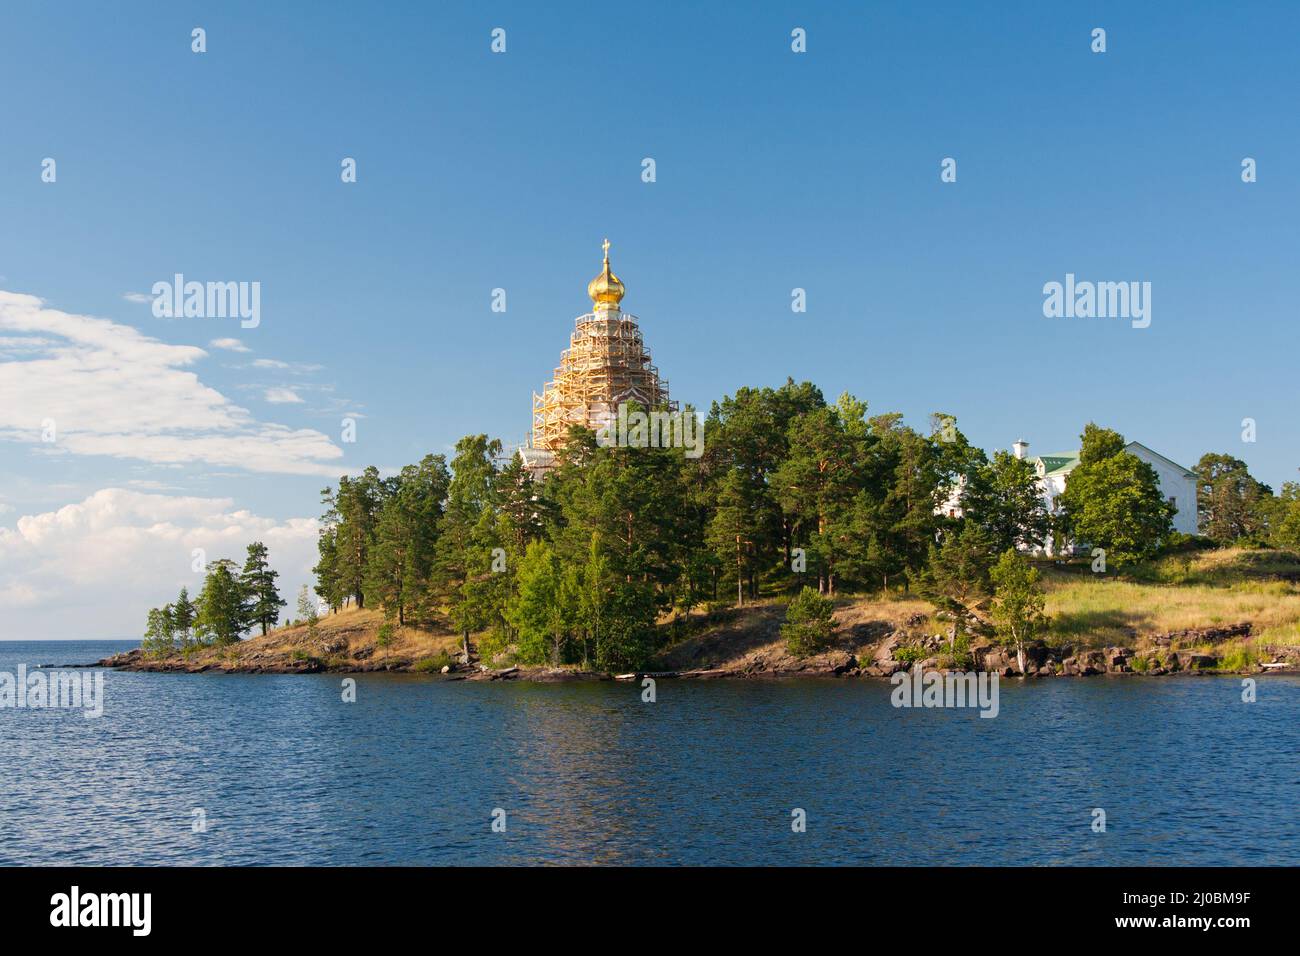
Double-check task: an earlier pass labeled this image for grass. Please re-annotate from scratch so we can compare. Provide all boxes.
[1042,547,1300,649]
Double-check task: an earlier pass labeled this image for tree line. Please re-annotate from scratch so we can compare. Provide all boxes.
[142,541,286,655]
[306,379,1300,670]
[142,379,1300,668]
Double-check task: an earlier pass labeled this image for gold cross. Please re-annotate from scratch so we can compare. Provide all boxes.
[602,238,610,260]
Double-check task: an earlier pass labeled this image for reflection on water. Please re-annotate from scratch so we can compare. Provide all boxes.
[1,641,1295,865]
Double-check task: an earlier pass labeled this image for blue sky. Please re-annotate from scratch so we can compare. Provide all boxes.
[1,1,1296,636]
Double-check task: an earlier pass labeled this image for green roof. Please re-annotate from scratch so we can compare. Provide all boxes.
[1037,451,1080,476]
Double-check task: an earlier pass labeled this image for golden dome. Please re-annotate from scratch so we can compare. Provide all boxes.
[587,238,625,312]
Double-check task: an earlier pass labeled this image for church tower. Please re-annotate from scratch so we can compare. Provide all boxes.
[527,241,674,463]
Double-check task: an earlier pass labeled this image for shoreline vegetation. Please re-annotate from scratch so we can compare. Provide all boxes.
[117,381,1300,684]
[103,547,1300,680]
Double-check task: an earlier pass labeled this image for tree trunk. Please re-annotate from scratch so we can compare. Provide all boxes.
[462,630,470,664]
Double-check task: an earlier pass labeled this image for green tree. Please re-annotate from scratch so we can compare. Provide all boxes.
[194,559,245,646]
[142,605,176,657]
[321,466,384,609]
[1273,483,1300,549]
[916,523,995,633]
[1080,423,1126,463]
[313,520,343,614]
[297,584,319,637]
[988,549,1048,675]
[865,414,942,589]
[701,380,827,597]
[555,532,657,671]
[365,454,451,625]
[436,435,505,661]
[172,587,196,652]
[1057,424,1174,566]
[545,416,696,638]
[240,541,286,635]
[772,401,869,595]
[964,450,1051,552]
[781,586,836,657]
[1194,452,1272,545]
[508,540,576,665]
[707,468,765,606]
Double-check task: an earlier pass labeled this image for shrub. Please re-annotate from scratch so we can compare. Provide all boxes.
[781,587,836,657]
[1216,644,1257,672]
[413,651,454,673]
[475,629,511,666]
[939,631,973,670]
[893,643,927,666]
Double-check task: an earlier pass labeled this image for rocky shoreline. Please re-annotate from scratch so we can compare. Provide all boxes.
[94,617,1300,682]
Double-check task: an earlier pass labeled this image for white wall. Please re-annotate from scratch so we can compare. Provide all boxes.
[1126,443,1198,536]
[1026,442,1197,555]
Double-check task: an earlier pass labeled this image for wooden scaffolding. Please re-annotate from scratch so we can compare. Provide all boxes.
[530,242,674,452]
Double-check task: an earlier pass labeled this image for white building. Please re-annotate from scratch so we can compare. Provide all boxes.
[1016,439,1197,554]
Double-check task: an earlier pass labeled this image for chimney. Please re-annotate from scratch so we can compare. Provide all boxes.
[1013,439,1029,460]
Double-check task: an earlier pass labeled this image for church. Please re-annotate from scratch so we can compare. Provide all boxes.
[519,241,675,473]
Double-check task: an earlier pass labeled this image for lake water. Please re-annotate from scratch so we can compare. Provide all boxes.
[1,640,1295,865]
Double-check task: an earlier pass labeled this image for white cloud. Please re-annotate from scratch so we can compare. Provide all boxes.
[0,488,319,640]
[252,358,323,373]
[264,387,304,404]
[0,290,345,476]
[209,337,250,352]
[122,292,152,304]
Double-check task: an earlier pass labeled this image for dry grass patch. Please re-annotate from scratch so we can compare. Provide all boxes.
[1043,547,1300,648]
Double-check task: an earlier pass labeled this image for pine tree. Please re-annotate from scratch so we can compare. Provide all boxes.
[195,559,245,646]
[437,435,504,661]
[313,513,343,614]
[325,467,384,609]
[707,469,763,606]
[240,541,286,635]
[1194,452,1272,545]
[172,587,196,652]
[772,401,869,595]
[364,454,450,625]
